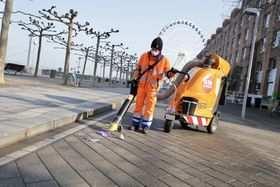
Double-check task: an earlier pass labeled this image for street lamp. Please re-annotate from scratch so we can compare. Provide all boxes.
[26,35,33,67]
[77,56,82,71]
[31,40,38,74]
[241,7,260,120]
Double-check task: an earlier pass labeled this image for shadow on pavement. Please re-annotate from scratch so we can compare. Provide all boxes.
[0,94,61,107]
[45,94,88,104]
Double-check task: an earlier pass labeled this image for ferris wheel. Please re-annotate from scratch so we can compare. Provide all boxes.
[159,20,206,71]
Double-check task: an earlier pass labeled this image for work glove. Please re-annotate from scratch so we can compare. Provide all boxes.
[166,67,178,78]
[170,67,179,73]
[130,78,139,96]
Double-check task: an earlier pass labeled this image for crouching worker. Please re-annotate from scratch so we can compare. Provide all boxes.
[129,37,177,134]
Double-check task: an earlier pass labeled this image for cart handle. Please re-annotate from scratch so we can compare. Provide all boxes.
[175,70,190,82]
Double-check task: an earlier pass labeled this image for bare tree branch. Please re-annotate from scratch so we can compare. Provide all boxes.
[38,6,91,84]
[13,14,67,76]
[13,10,41,19]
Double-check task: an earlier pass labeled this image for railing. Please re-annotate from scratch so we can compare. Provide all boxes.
[226,91,244,104]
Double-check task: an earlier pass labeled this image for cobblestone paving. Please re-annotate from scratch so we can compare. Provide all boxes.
[0,104,280,187]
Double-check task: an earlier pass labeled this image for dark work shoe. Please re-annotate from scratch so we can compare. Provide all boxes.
[142,128,149,134]
[128,126,139,131]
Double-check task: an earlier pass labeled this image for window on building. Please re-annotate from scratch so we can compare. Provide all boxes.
[235,50,239,62]
[263,13,270,29]
[248,16,251,22]
[277,5,280,21]
[244,29,249,42]
[256,83,261,93]
[260,37,267,53]
[256,61,262,71]
[229,54,232,63]
[257,0,262,8]
[272,30,280,48]
[240,17,244,28]
[233,22,237,33]
[242,47,247,60]
[226,41,230,52]
[268,58,276,69]
[251,22,255,41]
[237,33,241,45]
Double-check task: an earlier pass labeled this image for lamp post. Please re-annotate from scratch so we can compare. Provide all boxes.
[241,7,260,120]
[78,56,82,71]
[26,35,32,67]
[31,40,37,74]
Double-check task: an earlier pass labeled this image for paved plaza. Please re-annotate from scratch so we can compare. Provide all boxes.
[0,76,127,149]
[0,76,279,187]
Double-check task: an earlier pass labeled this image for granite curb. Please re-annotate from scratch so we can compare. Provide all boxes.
[0,101,122,149]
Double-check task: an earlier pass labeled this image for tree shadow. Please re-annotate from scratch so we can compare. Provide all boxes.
[44,94,88,104]
[0,94,61,107]
[0,93,112,123]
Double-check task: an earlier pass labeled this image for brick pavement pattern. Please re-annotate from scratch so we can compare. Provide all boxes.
[0,76,279,186]
[0,110,279,187]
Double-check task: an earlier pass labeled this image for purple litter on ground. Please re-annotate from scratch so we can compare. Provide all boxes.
[97,131,112,137]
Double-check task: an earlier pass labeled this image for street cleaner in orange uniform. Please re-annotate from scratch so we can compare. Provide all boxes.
[129,37,177,134]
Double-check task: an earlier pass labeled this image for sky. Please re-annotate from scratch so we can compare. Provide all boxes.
[0,0,237,77]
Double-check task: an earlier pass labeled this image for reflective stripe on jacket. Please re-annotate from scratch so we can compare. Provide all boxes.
[133,51,172,93]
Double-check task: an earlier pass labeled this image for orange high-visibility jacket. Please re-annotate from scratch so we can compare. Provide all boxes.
[133,51,172,93]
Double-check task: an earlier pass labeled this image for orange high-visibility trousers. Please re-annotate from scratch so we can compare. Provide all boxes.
[132,87,157,129]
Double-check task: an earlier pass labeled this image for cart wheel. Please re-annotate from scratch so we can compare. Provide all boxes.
[164,119,173,133]
[179,120,188,129]
[117,125,123,132]
[207,116,219,134]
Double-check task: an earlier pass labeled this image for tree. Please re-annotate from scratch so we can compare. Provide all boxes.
[105,42,127,86]
[49,36,89,79]
[97,52,110,82]
[80,46,94,79]
[16,16,66,76]
[124,54,137,86]
[86,29,119,86]
[39,6,90,85]
[228,65,243,92]
[69,45,95,80]
[115,51,127,84]
[0,0,13,86]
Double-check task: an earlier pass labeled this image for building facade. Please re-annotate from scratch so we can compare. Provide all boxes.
[204,0,280,97]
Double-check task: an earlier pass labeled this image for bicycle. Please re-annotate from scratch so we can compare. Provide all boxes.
[70,66,83,87]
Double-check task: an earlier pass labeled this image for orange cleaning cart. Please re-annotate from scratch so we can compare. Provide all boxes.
[164,53,231,133]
